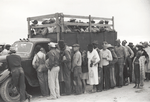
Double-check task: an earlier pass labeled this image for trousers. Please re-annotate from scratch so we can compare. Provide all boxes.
[96,67,103,91]
[37,65,49,96]
[48,66,60,98]
[115,58,124,86]
[73,67,82,94]
[125,56,132,82]
[103,65,110,90]
[11,67,28,102]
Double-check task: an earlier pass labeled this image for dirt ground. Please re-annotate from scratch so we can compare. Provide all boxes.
[0,82,150,102]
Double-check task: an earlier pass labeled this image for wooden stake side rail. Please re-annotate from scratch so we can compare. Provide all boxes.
[31,23,56,28]
[27,13,115,39]
[28,13,56,21]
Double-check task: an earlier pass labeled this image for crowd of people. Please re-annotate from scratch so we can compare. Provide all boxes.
[3,39,150,102]
[31,39,150,100]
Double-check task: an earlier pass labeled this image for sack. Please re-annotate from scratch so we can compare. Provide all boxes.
[89,70,94,78]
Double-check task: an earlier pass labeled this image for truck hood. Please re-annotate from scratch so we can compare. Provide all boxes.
[0,53,30,62]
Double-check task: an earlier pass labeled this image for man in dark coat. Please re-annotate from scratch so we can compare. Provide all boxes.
[58,40,72,95]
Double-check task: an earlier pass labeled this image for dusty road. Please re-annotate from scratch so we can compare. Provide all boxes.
[0,82,150,102]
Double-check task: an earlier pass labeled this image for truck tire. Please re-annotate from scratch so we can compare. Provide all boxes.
[0,78,20,102]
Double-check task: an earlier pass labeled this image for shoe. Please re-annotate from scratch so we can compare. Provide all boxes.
[133,85,137,88]
[47,96,56,100]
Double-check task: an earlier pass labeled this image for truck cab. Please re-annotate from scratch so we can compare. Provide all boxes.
[0,38,50,102]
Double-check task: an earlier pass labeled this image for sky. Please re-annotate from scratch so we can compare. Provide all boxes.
[0,0,150,45]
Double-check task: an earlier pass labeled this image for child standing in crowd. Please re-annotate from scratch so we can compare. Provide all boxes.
[81,50,89,93]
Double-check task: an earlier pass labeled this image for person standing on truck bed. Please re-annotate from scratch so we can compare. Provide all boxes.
[6,47,31,102]
[58,40,72,95]
[114,39,126,88]
[32,45,49,97]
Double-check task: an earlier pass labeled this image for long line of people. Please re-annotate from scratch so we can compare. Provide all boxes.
[32,39,150,100]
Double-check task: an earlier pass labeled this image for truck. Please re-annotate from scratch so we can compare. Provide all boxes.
[0,13,117,102]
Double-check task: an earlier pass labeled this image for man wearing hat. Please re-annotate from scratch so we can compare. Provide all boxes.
[122,40,134,84]
[72,44,82,95]
[46,42,60,100]
[6,47,31,102]
[114,39,126,88]
[1,44,11,55]
[58,40,72,95]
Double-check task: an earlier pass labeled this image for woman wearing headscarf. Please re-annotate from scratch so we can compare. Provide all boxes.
[132,43,148,87]
[107,44,118,88]
[87,44,100,92]
[132,51,145,88]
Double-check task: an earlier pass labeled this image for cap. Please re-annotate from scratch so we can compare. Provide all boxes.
[9,47,16,53]
[48,42,56,47]
[92,40,99,45]
[72,44,80,47]
[106,44,114,48]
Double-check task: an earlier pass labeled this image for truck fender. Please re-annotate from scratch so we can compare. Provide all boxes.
[0,69,10,85]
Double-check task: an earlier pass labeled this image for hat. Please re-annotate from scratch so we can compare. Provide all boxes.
[105,20,109,24]
[48,42,56,47]
[99,20,104,24]
[49,18,55,23]
[116,39,121,43]
[92,40,99,45]
[128,42,133,46]
[122,40,127,44]
[32,20,38,24]
[72,44,80,47]
[91,20,95,23]
[106,44,114,48]
[70,19,76,22]
[9,47,16,53]
[136,43,144,48]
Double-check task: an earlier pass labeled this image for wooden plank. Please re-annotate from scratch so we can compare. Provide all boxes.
[55,13,60,42]
[89,15,91,32]
[64,22,89,26]
[64,14,89,19]
[112,16,114,30]
[31,23,56,28]
[92,24,113,27]
[91,17,112,20]
[27,20,31,38]
[29,14,56,21]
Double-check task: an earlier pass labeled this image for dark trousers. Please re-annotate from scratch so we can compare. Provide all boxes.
[134,64,140,84]
[115,58,124,86]
[73,67,82,94]
[37,70,49,96]
[11,67,28,102]
[96,67,103,91]
[125,56,132,82]
[63,64,72,95]
[103,65,110,90]
[123,65,128,84]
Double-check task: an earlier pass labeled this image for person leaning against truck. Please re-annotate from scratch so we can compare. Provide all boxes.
[6,47,31,102]
[32,45,49,97]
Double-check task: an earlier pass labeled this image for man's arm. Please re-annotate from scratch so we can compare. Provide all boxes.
[63,50,71,63]
[107,50,113,61]
[48,52,55,69]
[127,46,134,58]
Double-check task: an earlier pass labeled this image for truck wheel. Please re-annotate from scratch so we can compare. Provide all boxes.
[0,78,20,102]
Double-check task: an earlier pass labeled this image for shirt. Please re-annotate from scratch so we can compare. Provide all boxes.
[123,45,134,58]
[100,49,112,66]
[32,51,46,68]
[47,49,60,70]
[6,54,22,71]
[72,51,82,69]
[114,45,126,59]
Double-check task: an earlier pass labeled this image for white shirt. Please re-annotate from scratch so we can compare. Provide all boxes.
[100,49,112,66]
